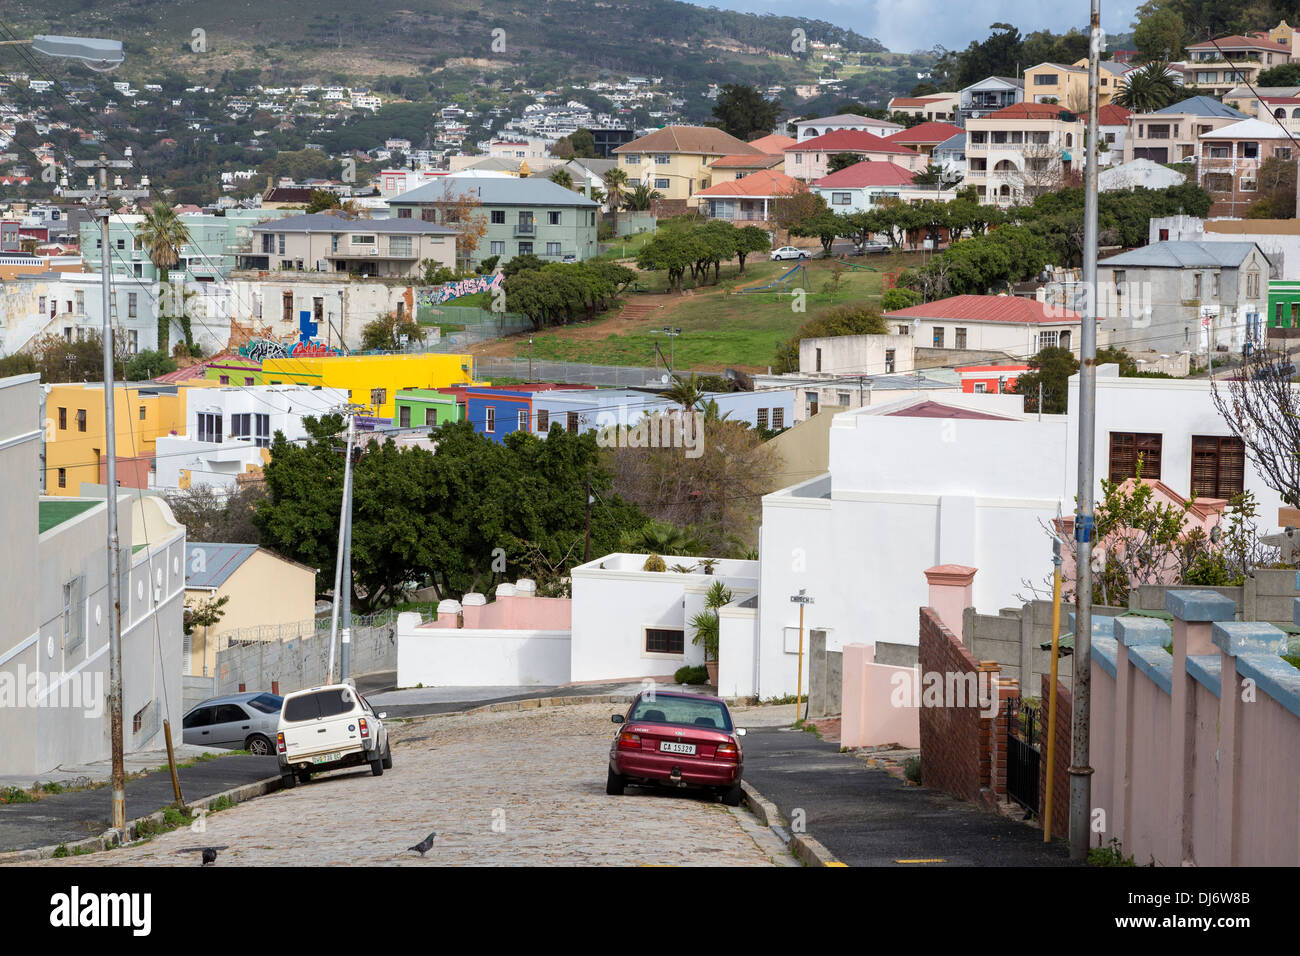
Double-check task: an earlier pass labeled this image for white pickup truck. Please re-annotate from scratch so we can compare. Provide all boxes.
[276,683,392,788]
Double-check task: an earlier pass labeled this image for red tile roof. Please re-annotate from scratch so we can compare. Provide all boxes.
[152,354,239,384]
[694,169,803,198]
[979,102,1072,120]
[884,294,1082,324]
[708,153,784,169]
[813,161,917,188]
[789,129,918,155]
[747,133,796,155]
[884,400,1014,420]
[884,121,962,145]
[1098,104,1132,126]
[1187,34,1291,53]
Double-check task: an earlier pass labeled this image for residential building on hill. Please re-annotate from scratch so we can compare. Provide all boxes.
[612,125,759,200]
[883,294,1096,359]
[1123,96,1248,166]
[1196,118,1295,216]
[784,130,922,181]
[241,213,456,277]
[1181,34,1292,96]
[959,76,1024,123]
[965,102,1086,206]
[790,113,903,142]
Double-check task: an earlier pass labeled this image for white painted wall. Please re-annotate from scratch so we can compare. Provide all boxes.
[397,619,572,686]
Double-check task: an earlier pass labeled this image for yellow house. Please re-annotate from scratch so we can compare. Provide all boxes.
[613,126,762,200]
[44,382,186,496]
[260,352,480,419]
[183,542,318,677]
[1023,61,1123,109]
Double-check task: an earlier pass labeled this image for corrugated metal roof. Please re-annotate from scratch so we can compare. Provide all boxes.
[1153,96,1248,118]
[790,129,917,154]
[250,213,457,234]
[1099,241,1266,269]
[185,542,258,589]
[884,294,1082,324]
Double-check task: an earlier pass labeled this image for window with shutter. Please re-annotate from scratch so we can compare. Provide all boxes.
[1109,432,1162,482]
[1191,436,1245,499]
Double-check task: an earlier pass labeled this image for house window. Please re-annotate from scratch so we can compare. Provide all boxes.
[885,349,895,373]
[772,408,785,428]
[1038,330,1059,349]
[757,408,769,429]
[838,391,852,406]
[1109,432,1162,482]
[397,207,412,219]
[197,412,223,444]
[389,236,412,257]
[245,377,254,386]
[75,290,84,313]
[282,292,293,322]
[566,411,579,433]
[485,406,496,433]
[490,241,505,256]
[39,296,46,313]
[831,192,851,205]
[1192,273,1202,299]
[955,328,968,349]
[278,234,285,255]
[806,392,819,416]
[399,405,411,428]
[547,242,562,256]
[58,407,66,430]
[220,375,230,385]
[1246,271,1261,298]
[623,153,640,165]
[491,210,505,224]
[974,383,988,393]
[645,627,685,654]
[422,208,438,222]
[139,405,146,421]
[932,327,944,348]
[548,211,561,225]
[654,178,671,190]
[1192,436,1245,499]
[350,234,376,247]
[519,242,533,255]
[815,347,822,372]
[518,409,528,431]
[370,388,387,408]
[654,154,671,165]
[62,575,84,653]
[57,467,66,488]
[127,293,137,318]
[537,409,549,432]
[1034,74,1058,85]
[76,409,86,432]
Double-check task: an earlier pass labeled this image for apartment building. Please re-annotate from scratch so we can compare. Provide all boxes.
[1197,118,1295,216]
[965,103,1085,206]
[959,76,1024,122]
[242,213,457,278]
[790,113,903,142]
[612,125,760,200]
[1023,60,1127,109]
[1123,96,1248,165]
[1182,34,1292,97]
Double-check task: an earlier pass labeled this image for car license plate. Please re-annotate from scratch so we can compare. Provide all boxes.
[660,741,696,755]
[311,751,342,764]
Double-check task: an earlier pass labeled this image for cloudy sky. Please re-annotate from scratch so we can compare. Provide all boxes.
[699,0,1143,52]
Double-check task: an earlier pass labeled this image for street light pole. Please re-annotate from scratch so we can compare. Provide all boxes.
[63,153,148,836]
[1070,0,1102,862]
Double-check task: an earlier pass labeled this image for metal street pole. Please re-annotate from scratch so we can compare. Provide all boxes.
[1070,0,1102,862]
[790,590,814,722]
[327,409,357,683]
[340,414,355,682]
[584,475,592,564]
[64,154,147,837]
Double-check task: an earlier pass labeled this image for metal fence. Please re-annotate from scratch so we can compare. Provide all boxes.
[475,357,677,387]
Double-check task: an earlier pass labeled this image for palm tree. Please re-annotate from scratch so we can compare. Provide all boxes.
[549,168,574,189]
[619,519,706,556]
[624,182,662,212]
[1115,61,1179,114]
[603,167,628,234]
[661,373,706,411]
[137,201,191,283]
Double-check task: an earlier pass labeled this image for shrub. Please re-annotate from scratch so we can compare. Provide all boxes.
[903,755,921,784]
[642,553,667,572]
[674,665,709,684]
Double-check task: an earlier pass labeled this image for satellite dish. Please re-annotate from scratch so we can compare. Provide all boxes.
[660,374,670,384]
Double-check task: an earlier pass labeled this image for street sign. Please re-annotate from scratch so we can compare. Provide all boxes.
[790,594,814,605]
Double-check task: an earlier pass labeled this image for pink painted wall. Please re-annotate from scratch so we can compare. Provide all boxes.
[841,643,921,749]
[421,593,572,631]
[924,565,976,642]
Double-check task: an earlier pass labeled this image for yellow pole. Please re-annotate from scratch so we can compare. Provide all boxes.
[1044,559,1063,842]
[796,603,805,723]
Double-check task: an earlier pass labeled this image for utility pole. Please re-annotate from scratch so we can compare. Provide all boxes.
[63,152,149,836]
[584,474,592,563]
[1070,0,1102,863]
[327,407,361,683]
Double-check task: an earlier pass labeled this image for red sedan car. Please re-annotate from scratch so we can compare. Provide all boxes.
[606,690,745,806]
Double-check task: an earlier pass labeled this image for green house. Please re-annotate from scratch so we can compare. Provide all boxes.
[1267,279,1300,330]
[394,389,462,429]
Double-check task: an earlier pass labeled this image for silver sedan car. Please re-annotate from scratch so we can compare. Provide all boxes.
[182,692,283,755]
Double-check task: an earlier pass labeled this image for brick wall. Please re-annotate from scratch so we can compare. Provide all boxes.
[1038,672,1072,841]
[918,607,1006,808]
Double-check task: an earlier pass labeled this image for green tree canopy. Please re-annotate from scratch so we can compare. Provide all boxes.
[711,83,782,140]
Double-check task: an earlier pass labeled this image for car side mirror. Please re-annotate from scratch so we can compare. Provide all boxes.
[735,727,746,736]
[611,714,624,723]
[378,713,387,720]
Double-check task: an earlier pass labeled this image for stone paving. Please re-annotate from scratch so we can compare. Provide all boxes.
[24,703,791,867]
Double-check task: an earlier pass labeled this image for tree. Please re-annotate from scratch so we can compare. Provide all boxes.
[604,167,629,233]
[770,182,823,245]
[31,331,125,383]
[502,253,544,277]
[124,349,177,381]
[827,152,861,174]
[1247,156,1296,219]
[1258,63,1300,87]
[305,188,342,213]
[733,225,770,274]
[428,181,489,268]
[1115,61,1179,112]
[660,373,706,410]
[549,168,574,190]
[619,519,707,557]
[1211,348,1300,507]
[623,183,662,211]
[1011,346,1077,414]
[360,311,426,351]
[1132,3,1187,64]
[636,229,700,292]
[165,482,267,543]
[711,84,782,140]
[788,209,843,257]
[138,201,193,351]
[549,128,597,159]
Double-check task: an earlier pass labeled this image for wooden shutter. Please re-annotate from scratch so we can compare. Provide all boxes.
[1110,432,1162,482]
[1192,436,1244,498]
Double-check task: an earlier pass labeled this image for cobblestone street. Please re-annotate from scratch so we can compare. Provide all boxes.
[26,703,790,867]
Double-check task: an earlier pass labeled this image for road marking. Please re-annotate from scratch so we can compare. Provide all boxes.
[894,858,947,864]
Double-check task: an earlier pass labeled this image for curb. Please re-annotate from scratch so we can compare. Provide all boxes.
[739,780,844,867]
[0,775,282,864]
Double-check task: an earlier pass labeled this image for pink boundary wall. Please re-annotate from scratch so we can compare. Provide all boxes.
[420,582,572,631]
[1090,593,1300,866]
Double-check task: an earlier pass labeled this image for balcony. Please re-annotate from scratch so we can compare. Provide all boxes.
[513,223,537,237]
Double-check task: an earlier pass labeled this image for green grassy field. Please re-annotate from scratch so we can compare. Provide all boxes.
[515,254,918,371]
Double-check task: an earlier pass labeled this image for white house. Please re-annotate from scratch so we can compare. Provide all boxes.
[883,294,1101,359]
[791,113,903,141]
[153,385,347,492]
[811,161,957,214]
[0,272,161,357]
[570,554,758,684]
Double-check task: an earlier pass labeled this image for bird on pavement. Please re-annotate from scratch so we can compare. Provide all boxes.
[407,832,437,856]
[201,847,218,866]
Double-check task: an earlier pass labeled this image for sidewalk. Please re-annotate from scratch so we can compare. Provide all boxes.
[0,753,278,856]
[739,724,1075,867]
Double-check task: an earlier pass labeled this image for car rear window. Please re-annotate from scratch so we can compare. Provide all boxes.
[283,689,355,722]
[247,693,283,714]
[629,696,732,731]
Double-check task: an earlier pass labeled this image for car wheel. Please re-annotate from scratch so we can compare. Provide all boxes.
[245,734,273,756]
[606,768,626,796]
[798,253,807,260]
[720,781,743,807]
[370,755,384,777]
[281,772,296,790]
[382,744,393,770]
[296,770,312,784]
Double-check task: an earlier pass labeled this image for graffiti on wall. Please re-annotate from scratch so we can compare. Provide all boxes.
[417,273,503,306]
[238,309,342,360]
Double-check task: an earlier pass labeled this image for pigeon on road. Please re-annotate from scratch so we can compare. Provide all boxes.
[201,847,218,866]
[407,832,437,856]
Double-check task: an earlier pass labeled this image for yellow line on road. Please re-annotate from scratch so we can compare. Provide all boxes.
[894,858,947,864]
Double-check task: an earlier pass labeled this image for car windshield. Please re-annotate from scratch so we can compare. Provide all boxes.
[247,693,283,714]
[628,696,732,731]
[283,688,355,722]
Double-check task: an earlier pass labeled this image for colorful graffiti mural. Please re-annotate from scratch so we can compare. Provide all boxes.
[238,309,342,361]
[418,273,503,306]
